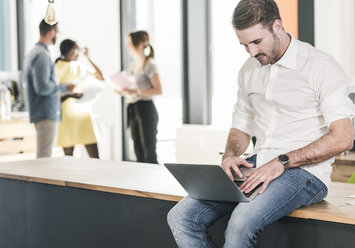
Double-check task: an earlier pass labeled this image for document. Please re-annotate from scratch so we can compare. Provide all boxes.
[75,75,104,104]
[110,71,136,90]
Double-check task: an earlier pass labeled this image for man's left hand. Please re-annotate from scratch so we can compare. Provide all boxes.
[239,158,285,194]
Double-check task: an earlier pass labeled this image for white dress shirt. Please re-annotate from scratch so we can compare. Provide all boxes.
[232,36,355,186]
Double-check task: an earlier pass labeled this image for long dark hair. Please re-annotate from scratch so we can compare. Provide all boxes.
[55,39,77,63]
[129,30,154,68]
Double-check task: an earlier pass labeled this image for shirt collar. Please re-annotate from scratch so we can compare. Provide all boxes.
[274,34,298,70]
[36,42,49,51]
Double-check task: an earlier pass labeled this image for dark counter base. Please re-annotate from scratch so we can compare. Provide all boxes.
[0,178,354,248]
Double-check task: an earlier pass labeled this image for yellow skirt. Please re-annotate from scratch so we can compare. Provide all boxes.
[56,99,97,148]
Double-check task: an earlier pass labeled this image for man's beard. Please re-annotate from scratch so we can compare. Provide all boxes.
[255,34,280,65]
[269,34,280,64]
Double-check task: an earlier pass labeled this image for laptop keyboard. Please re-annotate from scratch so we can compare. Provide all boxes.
[234,181,262,198]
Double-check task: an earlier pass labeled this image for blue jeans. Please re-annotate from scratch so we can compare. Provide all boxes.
[167,155,328,248]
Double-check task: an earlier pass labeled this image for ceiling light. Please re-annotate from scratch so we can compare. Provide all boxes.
[44,0,57,25]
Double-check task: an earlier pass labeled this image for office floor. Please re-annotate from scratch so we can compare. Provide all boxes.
[0,140,177,164]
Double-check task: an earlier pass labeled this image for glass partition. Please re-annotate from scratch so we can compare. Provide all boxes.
[122,0,183,163]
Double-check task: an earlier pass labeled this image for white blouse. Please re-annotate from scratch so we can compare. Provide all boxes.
[232,36,355,186]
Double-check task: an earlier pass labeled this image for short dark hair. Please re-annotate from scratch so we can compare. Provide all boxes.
[39,19,57,36]
[59,39,77,57]
[232,0,281,31]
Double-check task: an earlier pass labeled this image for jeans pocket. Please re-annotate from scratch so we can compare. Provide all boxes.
[305,185,328,206]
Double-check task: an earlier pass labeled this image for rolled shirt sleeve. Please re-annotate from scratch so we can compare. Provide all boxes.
[32,53,60,96]
[316,57,355,127]
[231,71,255,136]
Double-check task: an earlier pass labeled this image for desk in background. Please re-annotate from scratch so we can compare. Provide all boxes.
[0,112,35,155]
[332,152,355,182]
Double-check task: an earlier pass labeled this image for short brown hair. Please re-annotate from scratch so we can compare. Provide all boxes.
[232,0,281,31]
[39,19,57,36]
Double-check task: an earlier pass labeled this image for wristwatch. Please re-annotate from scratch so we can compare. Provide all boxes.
[278,154,290,169]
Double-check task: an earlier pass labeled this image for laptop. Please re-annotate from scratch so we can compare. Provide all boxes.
[164,163,262,202]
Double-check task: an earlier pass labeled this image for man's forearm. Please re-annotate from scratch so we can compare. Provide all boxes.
[222,128,250,161]
[288,118,353,168]
[34,79,58,96]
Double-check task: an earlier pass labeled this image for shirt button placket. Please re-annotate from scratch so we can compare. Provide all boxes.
[262,66,279,149]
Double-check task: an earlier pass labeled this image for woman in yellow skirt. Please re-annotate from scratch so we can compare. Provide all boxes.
[55,39,104,158]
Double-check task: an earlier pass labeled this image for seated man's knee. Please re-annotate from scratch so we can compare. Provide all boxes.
[225,217,259,247]
[167,203,191,243]
[167,207,176,228]
[167,203,183,229]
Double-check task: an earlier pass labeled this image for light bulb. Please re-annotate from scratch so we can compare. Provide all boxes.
[45,0,57,25]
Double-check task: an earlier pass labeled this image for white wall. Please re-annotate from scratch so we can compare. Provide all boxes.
[315,0,355,81]
[211,0,249,128]
[55,1,120,75]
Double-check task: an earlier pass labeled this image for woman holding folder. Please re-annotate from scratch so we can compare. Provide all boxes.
[116,31,162,164]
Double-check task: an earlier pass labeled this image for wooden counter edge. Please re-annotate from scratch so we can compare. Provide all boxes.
[0,173,66,186]
[66,181,185,202]
[288,208,355,225]
[1,172,355,226]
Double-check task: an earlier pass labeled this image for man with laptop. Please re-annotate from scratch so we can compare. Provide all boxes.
[167,0,355,247]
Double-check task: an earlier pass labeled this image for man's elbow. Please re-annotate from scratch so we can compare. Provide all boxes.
[331,119,354,152]
[340,135,354,152]
[344,137,354,152]
[34,84,56,96]
[156,88,162,95]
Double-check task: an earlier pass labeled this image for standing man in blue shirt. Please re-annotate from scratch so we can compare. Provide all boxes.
[24,19,74,158]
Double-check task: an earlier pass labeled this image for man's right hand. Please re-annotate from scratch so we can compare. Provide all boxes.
[221,156,254,180]
[70,93,83,99]
[66,83,75,92]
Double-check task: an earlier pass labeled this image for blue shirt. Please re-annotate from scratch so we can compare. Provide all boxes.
[24,42,67,123]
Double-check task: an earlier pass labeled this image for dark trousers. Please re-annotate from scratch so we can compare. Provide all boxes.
[127,100,159,164]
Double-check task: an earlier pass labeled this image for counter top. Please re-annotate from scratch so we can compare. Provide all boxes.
[0,157,354,225]
[0,157,186,201]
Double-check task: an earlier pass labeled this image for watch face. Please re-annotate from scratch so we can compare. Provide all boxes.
[279,154,289,162]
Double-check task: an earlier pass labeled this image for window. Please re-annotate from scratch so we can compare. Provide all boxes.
[122,0,183,163]
[0,0,17,71]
